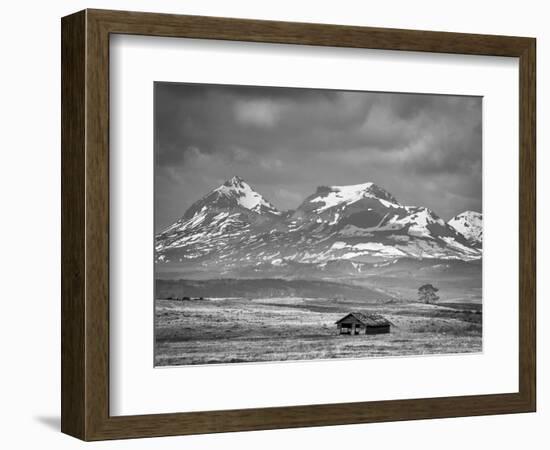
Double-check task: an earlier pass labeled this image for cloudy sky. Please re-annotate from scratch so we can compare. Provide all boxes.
[155,82,482,232]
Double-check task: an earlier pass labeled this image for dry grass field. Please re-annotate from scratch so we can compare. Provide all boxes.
[155,296,482,366]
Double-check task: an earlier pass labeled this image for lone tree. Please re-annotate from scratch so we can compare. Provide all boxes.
[418,284,440,304]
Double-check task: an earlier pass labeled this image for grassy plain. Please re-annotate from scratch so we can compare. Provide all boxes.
[155,296,482,366]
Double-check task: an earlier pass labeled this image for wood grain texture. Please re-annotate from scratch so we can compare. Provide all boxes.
[61,8,536,441]
[89,8,532,56]
[518,38,536,410]
[61,10,86,439]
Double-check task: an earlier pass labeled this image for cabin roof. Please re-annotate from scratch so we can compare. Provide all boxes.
[335,312,391,327]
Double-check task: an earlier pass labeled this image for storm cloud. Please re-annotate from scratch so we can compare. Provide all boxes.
[155,82,482,232]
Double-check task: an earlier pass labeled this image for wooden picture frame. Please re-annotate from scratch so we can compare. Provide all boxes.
[61,9,536,441]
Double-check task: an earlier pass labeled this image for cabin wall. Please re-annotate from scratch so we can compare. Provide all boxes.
[337,322,364,335]
[366,325,390,335]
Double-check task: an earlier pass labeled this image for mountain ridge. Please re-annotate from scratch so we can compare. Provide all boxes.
[156,177,482,274]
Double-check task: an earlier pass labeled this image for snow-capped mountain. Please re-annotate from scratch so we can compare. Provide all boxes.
[181,176,280,219]
[156,177,482,275]
[156,177,280,262]
[448,211,483,247]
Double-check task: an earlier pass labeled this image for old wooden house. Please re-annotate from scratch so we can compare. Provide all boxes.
[335,312,391,335]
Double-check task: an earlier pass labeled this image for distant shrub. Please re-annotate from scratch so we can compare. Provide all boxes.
[418,284,440,304]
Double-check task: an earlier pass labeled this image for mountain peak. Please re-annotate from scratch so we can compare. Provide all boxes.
[448,210,482,246]
[309,182,399,213]
[222,175,246,188]
[454,210,482,219]
[207,176,281,215]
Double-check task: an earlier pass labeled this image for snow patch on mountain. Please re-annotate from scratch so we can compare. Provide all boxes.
[441,236,480,255]
[403,207,446,238]
[215,176,281,215]
[331,241,408,257]
[309,182,399,212]
[448,211,482,246]
[339,225,375,237]
[349,206,446,239]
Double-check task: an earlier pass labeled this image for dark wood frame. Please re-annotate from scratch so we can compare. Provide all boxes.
[61,9,536,441]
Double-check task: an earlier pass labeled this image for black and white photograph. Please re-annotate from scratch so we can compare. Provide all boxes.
[154,82,483,366]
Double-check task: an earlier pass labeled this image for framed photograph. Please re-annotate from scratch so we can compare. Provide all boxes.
[61,9,536,440]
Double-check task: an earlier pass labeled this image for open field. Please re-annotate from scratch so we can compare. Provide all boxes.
[155,296,482,366]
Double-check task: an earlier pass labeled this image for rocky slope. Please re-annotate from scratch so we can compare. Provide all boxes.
[448,211,483,248]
